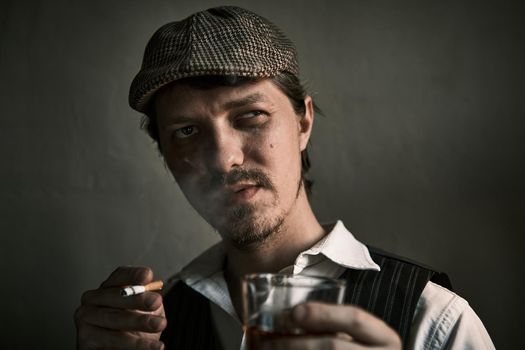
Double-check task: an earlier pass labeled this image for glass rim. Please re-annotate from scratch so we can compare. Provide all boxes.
[243,273,346,288]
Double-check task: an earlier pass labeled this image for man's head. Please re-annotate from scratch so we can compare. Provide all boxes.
[129,6,317,247]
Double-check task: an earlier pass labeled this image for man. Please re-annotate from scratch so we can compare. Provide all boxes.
[75,6,495,350]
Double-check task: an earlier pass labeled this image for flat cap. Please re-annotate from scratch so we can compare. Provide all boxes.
[129,6,299,112]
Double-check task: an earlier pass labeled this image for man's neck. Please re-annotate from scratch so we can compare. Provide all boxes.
[223,189,325,318]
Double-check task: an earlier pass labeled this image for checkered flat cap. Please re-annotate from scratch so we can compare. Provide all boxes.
[129,6,299,112]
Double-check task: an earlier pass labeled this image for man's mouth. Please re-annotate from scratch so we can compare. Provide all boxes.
[226,183,262,202]
[228,183,259,193]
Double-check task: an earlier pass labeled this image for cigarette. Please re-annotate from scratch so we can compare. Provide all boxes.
[121,280,164,297]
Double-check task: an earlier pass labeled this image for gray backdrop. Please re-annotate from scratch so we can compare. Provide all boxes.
[1,0,523,348]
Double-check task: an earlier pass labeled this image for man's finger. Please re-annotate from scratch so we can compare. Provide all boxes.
[81,288,162,311]
[260,336,366,350]
[78,305,166,333]
[292,302,401,346]
[100,266,154,288]
[77,323,164,350]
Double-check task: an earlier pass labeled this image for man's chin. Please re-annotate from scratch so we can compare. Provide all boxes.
[226,221,284,250]
[212,208,285,249]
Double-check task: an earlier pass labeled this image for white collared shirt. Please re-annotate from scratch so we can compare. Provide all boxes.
[171,220,495,349]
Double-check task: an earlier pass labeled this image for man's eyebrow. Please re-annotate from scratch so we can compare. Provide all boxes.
[158,114,194,126]
[223,92,268,110]
[159,92,269,126]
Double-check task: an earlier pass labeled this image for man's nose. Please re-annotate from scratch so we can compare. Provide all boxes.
[207,129,245,173]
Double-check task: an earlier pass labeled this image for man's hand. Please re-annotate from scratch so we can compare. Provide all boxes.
[74,266,167,350]
[263,302,402,350]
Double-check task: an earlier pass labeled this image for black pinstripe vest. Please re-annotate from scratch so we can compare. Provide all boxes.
[161,246,452,349]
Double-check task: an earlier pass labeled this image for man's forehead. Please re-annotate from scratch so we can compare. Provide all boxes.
[155,79,281,120]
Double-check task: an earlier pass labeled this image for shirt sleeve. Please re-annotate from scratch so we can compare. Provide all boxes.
[408,282,495,350]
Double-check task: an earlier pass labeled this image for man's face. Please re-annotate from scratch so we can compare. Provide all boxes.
[154,79,313,248]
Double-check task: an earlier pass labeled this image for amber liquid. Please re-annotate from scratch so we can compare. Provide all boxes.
[246,327,330,350]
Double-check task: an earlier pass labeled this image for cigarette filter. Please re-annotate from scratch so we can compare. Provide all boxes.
[121,280,163,297]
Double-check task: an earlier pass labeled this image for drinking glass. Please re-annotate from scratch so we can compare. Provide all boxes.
[242,273,346,350]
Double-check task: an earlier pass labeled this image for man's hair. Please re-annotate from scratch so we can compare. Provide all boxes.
[141,72,318,195]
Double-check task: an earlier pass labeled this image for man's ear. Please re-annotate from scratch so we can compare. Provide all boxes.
[299,95,314,151]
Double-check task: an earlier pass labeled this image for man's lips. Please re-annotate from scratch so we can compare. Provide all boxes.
[225,183,262,202]
[228,183,259,193]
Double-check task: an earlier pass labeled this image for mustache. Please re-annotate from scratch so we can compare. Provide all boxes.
[210,168,275,191]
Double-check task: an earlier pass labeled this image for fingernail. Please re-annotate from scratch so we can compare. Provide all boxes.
[149,316,164,330]
[292,304,307,322]
[145,294,158,309]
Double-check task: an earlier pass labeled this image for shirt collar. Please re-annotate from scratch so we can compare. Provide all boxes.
[175,220,380,286]
[298,220,380,271]
[174,241,226,287]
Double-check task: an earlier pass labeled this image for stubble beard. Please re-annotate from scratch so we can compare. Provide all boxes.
[219,201,286,249]
[213,176,304,250]
[183,167,304,249]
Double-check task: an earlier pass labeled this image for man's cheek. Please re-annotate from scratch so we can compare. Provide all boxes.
[167,154,204,178]
[174,172,200,196]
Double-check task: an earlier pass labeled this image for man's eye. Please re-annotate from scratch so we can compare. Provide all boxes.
[174,125,199,139]
[236,110,268,126]
[242,111,263,118]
